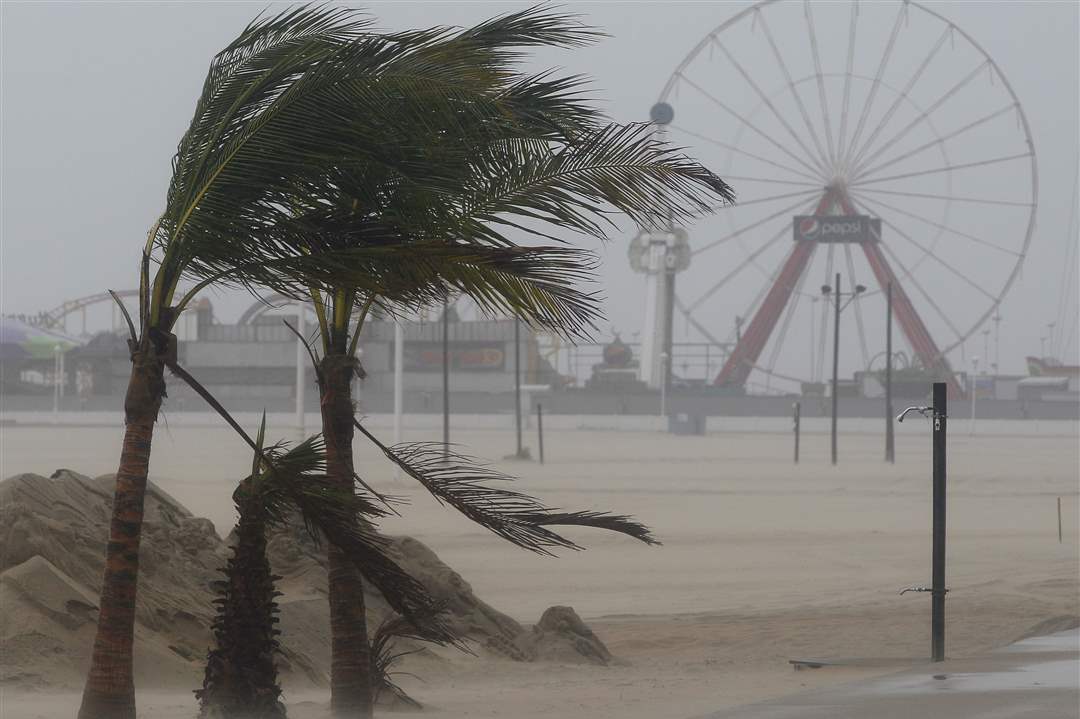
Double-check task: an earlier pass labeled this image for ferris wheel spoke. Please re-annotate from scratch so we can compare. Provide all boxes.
[834,0,860,166]
[852,152,1032,187]
[693,193,820,258]
[844,196,967,343]
[854,192,1021,257]
[852,60,991,177]
[804,0,837,167]
[873,213,999,303]
[848,24,953,173]
[843,242,871,369]
[853,104,1017,182]
[725,188,822,209]
[754,9,831,170]
[838,0,908,174]
[881,243,965,343]
[857,187,1033,208]
[676,73,825,179]
[711,38,829,175]
[764,255,810,377]
[717,174,820,188]
[687,227,789,312]
[669,125,822,183]
[674,294,724,346]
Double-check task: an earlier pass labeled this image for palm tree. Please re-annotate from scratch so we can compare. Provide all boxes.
[196,422,451,719]
[197,416,656,718]
[267,8,733,717]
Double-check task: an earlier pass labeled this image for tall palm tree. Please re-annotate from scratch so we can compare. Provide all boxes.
[267,8,734,717]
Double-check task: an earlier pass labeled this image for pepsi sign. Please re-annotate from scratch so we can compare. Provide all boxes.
[793,215,881,243]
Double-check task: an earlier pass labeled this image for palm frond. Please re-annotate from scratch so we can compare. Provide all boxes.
[249,451,454,645]
[354,421,659,555]
[458,124,735,246]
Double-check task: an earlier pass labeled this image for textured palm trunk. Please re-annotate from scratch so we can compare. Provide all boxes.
[197,486,285,719]
[78,350,166,719]
[319,354,374,718]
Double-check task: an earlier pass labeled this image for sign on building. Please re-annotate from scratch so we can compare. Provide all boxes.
[392,341,507,372]
[793,215,881,243]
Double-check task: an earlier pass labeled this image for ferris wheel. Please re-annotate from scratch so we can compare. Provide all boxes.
[637,0,1036,396]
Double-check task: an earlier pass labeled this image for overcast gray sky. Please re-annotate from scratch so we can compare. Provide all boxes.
[2,1,1077,382]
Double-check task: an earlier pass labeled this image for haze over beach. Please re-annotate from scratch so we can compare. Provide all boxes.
[1,2,1078,719]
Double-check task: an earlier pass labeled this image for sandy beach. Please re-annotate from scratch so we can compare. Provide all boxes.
[2,420,1077,718]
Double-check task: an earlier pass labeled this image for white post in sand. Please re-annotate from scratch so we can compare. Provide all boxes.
[393,320,404,481]
[295,300,306,437]
[52,344,61,424]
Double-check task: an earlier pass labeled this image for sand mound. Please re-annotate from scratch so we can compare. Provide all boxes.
[515,606,616,665]
[0,470,611,691]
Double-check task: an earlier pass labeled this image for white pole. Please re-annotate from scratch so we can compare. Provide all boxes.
[52,345,60,423]
[295,301,306,436]
[660,352,669,419]
[393,320,404,481]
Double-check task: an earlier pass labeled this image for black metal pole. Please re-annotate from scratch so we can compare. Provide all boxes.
[831,272,840,466]
[537,403,545,465]
[793,401,800,464]
[514,317,523,458]
[442,299,450,460]
[886,283,895,463]
[931,381,947,662]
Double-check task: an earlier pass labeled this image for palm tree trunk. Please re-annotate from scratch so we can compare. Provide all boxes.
[319,354,374,718]
[78,350,166,719]
[197,486,285,719]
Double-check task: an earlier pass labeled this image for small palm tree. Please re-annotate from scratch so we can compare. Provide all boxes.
[197,416,656,718]
[196,422,449,719]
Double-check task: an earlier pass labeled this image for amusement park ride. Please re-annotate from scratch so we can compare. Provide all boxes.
[629,0,1036,398]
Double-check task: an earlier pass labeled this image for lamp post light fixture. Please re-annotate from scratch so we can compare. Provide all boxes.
[822,273,866,466]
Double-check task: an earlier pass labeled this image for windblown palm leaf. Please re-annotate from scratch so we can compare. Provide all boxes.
[249,436,452,642]
[353,421,657,555]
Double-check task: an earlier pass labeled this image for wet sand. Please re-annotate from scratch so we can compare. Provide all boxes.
[1,419,1077,718]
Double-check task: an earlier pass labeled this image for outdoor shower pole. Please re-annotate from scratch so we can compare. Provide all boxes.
[885,283,895,463]
[931,381,947,662]
[831,272,841,466]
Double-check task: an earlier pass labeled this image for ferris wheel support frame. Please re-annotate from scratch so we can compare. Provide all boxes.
[714,185,963,398]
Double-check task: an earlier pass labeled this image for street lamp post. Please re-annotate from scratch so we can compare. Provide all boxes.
[886,283,895,463]
[822,273,866,466]
[970,356,979,436]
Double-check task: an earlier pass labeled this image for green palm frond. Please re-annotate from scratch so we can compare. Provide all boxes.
[354,421,658,555]
[245,436,455,644]
[457,124,735,246]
